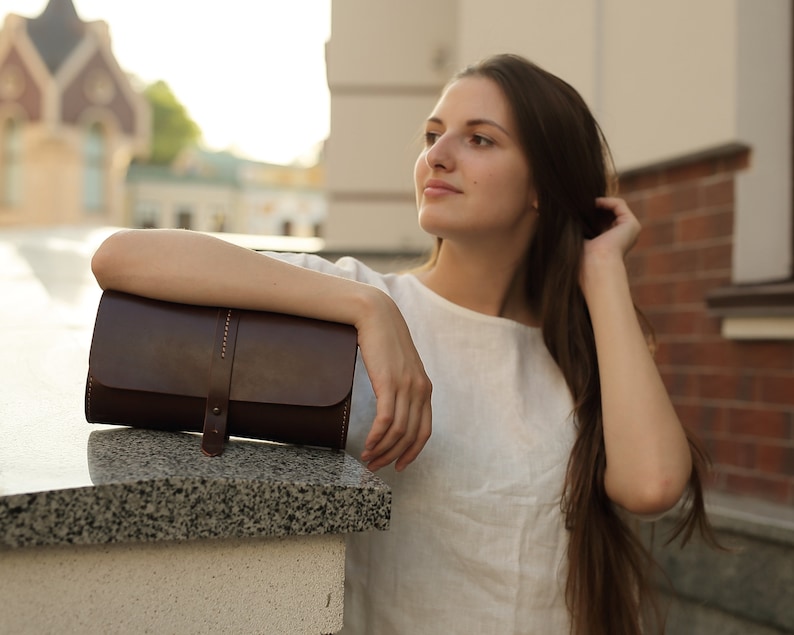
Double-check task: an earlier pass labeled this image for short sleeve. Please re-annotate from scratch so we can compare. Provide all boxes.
[263,252,392,293]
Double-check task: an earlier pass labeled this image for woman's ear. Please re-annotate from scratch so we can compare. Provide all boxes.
[528,188,539,213]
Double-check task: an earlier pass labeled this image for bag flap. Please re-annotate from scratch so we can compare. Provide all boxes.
[230,311,357,407]
[88,291,358,407]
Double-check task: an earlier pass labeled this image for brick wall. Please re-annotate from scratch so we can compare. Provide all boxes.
[619,147,794,506]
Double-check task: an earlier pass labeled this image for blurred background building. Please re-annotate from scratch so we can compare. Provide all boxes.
[0,0,149,226]
[0,0,327,236]
[125,148,326,236]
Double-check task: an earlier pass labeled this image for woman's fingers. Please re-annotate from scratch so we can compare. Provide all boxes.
[362,371,432,471]
[394,399,432,471]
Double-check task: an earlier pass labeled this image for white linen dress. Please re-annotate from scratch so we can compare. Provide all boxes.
[273,253,576,634]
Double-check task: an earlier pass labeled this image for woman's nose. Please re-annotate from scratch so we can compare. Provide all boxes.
[425,134,454,170]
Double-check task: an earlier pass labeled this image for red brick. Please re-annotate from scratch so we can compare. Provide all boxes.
[719,470,791,503]
[710,438,756,469]
[622,193,647,218]
[661,339,734,368]
[669,183,700,214]
[726,407,791,439]
[676,210,734,243]
[644,190,674,220]
[664,160,716,185]
[674,276,729,304]
[626,253,647,279]
[630,280,676,307]
[699,372,760,402]
[644,248,699,278]
[652,311,717,337]
[661,369,699,399]
[735,342,794,371]
[645,309,700,336]
[635,219,675,249]
[674,403,728,435]
[656,341,695,366]
[702,178,735,207]
[759,374,794,406]
[619,171,661,193]
[699,314,724,336]
[755,443,794,475]
[697,243,733,272]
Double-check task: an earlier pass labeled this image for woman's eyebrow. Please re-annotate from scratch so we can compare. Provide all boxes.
[426,116,511,137]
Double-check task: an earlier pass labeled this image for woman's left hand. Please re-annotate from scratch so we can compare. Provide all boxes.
[580,197,641,291]
[585,197,641,258]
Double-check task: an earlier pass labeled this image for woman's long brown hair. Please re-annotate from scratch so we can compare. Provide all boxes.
[430,54,718,635]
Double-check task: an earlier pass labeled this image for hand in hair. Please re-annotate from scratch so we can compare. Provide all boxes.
[588,197,640,257]
[579,197,640,293]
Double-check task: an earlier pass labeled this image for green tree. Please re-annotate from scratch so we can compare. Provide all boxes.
[143,80,202,164]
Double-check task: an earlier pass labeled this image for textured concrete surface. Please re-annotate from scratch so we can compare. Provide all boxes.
[1,533,346,635]
[643,492,794,634]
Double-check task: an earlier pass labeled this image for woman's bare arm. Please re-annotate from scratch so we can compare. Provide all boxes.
[581,199,692,516]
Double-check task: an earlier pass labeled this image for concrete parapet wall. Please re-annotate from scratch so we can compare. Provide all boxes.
[646,493,794,634]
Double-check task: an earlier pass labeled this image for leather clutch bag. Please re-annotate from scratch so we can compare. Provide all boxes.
[85,290,358,456]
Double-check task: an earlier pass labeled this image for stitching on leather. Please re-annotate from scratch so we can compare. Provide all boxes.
[340,398,349,447]
[221,309,232,359]
[86,375,92,417]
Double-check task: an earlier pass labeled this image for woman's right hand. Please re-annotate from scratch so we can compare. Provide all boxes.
[354,289,432,472]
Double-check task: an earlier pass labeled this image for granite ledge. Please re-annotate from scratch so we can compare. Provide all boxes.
[1,428,391,549]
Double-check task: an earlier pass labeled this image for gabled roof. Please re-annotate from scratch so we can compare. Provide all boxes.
[25,0,86,74]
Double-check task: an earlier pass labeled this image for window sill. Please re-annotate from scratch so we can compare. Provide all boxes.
[706,281,794,340]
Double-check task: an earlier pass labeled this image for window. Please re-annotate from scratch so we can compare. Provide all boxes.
[212,206,226,232]
[1,118,22,207]
[176,207,193,229]
[83,122,105,212]
[133,200,160,228]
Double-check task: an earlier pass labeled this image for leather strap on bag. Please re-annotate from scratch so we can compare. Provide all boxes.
[201,308,242,457]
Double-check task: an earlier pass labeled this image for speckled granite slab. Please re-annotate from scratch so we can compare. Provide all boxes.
[0,228,391,549]
[1,428,391,549]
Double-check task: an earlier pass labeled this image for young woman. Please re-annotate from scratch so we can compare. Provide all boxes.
[92,54,714,635]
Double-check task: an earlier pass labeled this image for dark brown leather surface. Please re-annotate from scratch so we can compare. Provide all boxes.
[85,291,358,453]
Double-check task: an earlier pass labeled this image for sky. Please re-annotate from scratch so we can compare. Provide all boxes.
[3,0,332,165]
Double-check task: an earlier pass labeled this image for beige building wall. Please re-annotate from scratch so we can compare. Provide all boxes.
[325,0,458,252]
[326,0,791,281]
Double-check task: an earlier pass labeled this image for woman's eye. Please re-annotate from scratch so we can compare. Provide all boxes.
[471,134,493,147]
[424,131,440,147]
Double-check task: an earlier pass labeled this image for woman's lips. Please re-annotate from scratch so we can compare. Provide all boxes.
[423,179,462,196]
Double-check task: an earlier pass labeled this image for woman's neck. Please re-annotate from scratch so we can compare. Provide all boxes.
[415,241,539,327]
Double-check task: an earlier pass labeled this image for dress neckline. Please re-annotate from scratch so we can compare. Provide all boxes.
[403,273,542,334]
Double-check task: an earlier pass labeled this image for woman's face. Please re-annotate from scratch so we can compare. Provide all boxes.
[414,76,537,246]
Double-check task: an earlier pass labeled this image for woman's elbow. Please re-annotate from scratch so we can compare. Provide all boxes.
[607,469,691,517]
[91,229,136,290]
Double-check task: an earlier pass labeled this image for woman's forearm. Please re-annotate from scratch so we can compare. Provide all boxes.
[581,252,692,515]
[91,228,375,326]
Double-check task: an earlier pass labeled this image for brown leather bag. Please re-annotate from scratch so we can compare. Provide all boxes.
[85,290,358,456]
